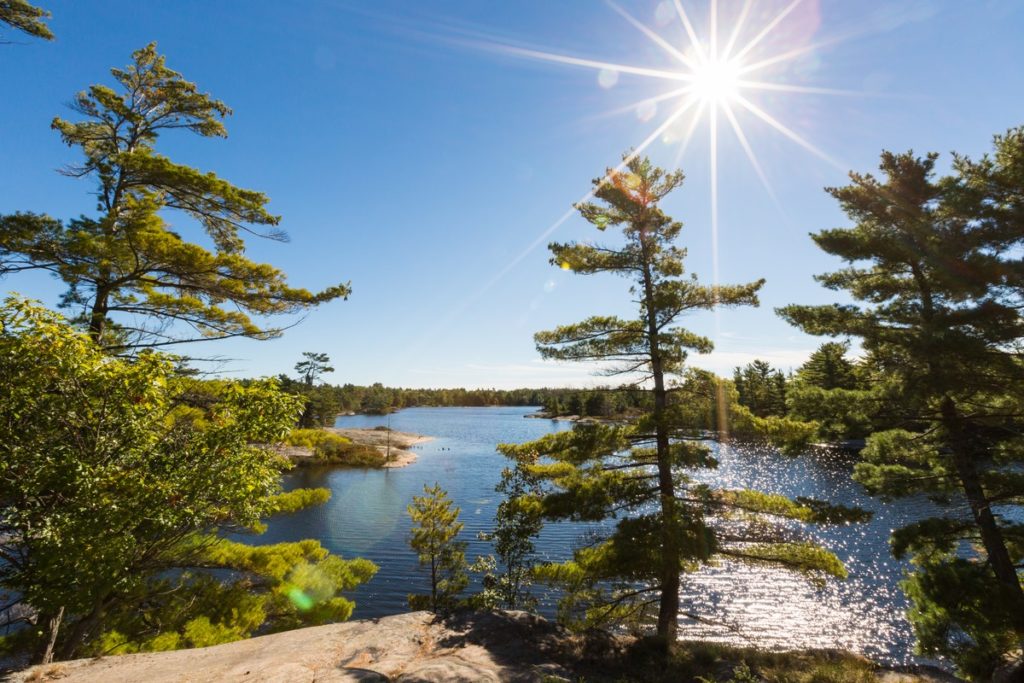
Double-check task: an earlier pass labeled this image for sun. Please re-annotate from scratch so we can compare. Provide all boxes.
[690,57,741,104]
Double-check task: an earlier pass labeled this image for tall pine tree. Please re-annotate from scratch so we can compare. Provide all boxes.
[779,130,1024,678]
[0,44,348,351]
[502,155,856,645]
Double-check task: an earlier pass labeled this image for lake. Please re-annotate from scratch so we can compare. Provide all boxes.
[258,406,942,667]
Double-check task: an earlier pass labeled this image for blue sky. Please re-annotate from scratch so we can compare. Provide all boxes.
[2,0,1023,388]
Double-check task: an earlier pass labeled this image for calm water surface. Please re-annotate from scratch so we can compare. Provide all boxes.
[258,406,941,667]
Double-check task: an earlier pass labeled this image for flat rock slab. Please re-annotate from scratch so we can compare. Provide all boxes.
[9,611,573,683]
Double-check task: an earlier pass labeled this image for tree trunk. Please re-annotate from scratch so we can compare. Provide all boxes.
[638,228,679,646]
[88,285,111,344]
[57,596,106,661]
[40,606,64,665]
[430,553,438,613]
[941,397,1024,636]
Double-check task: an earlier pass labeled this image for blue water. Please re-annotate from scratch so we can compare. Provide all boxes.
[258,406,943,667]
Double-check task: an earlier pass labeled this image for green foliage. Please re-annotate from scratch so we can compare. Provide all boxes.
[300,385,341,428]
[0,0,52,40]
[75,538,376,656]
[267,488,332,515]
[283,428,385,467]
[853,429,952,500]
[313,438,385,467]
[502,155,852,642]
[785,384,874,442]
[714,490,871,526]
[284,428,351,449]
[794,342,860,391]
[295,351,334,386]
[733,360,787,418]
[407,483,468,614]
[473,458,544,610]
[779,341,882,443]
[0,44,348,350]
[903,558,1022,681]
[0,298,373,661]
[779,128,1024,677]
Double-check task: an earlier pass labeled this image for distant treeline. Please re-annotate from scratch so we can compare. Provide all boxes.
[273,375,652,426]
[274,340,863,430]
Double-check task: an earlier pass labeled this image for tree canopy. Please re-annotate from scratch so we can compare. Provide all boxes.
[779,129,1024,679]
[407,483,468,614]
[0,297,374,662]
[733,359,787,418]
[295,351,334,386]
[0,0,52,41]
[0,43,348,351]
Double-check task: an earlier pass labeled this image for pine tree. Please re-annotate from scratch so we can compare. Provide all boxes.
[0,0,52,40]
[794,342,859,390]
[295,352,334,386]
[779,130,1024,678]
[407,483,468,614]
[501,155,856,645]
[732,359,787,417]
[0,44,348,351]
[785,342,875,442]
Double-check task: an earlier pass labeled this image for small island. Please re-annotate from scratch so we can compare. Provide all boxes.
[276,426,434,469]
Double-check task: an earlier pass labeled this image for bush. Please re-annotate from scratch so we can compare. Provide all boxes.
[284,428,351,449]
[315,438,386,467]
[285,429,386,467]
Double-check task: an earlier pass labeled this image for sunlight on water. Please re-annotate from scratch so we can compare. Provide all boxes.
[260,407,945,668]
[681,442,943,665]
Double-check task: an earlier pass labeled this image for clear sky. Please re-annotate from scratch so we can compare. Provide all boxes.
[2,0,1023,388]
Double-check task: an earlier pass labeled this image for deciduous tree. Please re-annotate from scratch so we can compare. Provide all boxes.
[0,298,374,662]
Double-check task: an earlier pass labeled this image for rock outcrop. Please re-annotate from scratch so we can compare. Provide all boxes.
[9,611,577,683]
[8,610,964,683]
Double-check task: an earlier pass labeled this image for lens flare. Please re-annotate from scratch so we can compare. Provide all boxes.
[287,586,314,611]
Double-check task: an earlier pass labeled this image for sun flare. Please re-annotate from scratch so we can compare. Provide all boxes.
[479,0,859,299]
[690,56,742,104]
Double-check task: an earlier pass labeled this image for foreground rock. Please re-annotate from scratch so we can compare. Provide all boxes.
[9,611,575,683]
[9,610,963,683]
